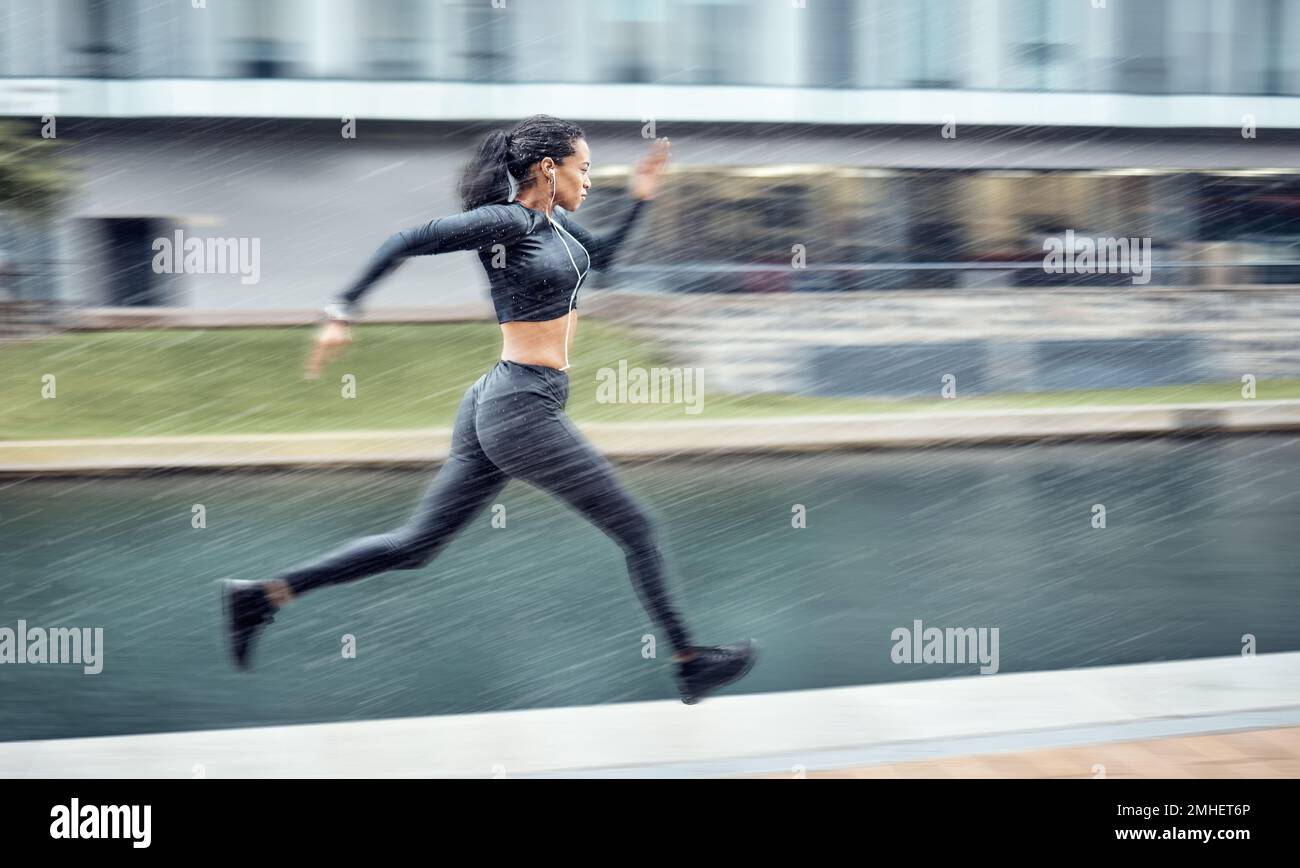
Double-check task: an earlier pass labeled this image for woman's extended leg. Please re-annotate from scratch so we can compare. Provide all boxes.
[474,379,694,656]
[277,387,508,595]
[473,363,758,704]
[222,379,507,669]
[270,452,508,594]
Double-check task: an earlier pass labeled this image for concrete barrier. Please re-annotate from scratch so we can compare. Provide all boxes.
[2,399,1298,476]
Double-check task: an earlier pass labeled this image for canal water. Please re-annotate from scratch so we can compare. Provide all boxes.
[1,433,1297,741]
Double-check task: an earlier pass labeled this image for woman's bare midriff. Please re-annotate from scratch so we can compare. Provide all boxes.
[500,312,578,371]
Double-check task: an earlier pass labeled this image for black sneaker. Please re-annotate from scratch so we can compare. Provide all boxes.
[674,639,759,705]
[220,579,276,671]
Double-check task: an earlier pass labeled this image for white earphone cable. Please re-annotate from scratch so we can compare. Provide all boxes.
[546,171,588,372]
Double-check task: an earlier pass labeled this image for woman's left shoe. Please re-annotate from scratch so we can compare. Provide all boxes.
[220,578,276,671]
[674,638,759,705]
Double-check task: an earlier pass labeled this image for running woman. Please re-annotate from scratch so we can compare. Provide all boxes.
[221,115,756,705]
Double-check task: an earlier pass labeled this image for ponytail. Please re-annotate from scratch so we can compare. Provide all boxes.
[458,129,513,211]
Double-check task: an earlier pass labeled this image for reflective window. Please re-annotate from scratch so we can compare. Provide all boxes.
[3,0,1300,96]
[360,0,427,80]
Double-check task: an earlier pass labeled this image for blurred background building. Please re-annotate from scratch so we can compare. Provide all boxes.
[2,0,1299,392]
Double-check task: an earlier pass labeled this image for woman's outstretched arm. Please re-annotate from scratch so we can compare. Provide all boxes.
[331,203,531,320]
[307,203,529,379]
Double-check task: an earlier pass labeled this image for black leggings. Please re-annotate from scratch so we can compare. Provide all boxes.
[277,360,694,653]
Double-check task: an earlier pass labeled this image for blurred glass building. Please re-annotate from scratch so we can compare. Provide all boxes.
[1,0,1300,311]
[5,0,1298,93]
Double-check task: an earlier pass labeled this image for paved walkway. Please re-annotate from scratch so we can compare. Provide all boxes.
[757,726,1300,778]
[3,653,1296,778]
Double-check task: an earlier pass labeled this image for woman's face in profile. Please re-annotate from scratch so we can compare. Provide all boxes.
[551,137,592,211]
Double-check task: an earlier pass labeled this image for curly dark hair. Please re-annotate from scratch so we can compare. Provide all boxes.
[458,114,586,211]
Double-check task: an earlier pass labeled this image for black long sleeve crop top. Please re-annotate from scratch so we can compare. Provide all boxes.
[333,197,650,324]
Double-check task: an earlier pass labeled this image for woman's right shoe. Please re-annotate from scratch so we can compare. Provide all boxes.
[674,639,759,705]
[220,578,276,671]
